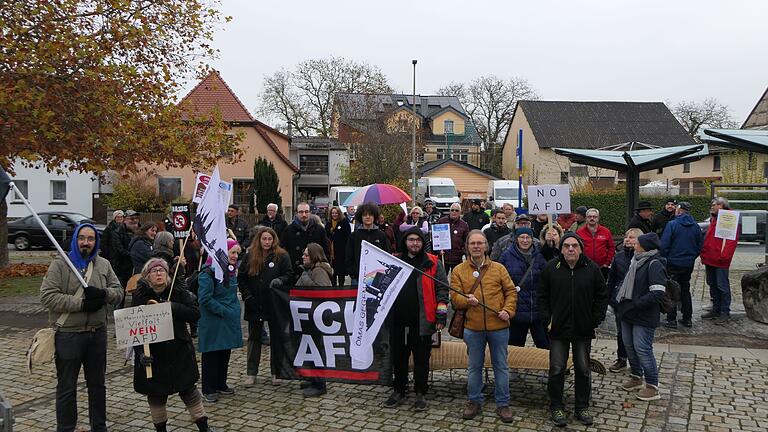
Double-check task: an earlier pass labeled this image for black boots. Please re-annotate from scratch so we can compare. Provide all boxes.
[195,416,215,432]
[154,422,167,432]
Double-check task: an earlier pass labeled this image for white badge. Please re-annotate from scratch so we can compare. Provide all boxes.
[453,230,458,235]
[268,262,275,268]
[472,270,480,278]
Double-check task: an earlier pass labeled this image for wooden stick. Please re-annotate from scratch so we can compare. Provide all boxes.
[143,344,153,379]
[721,237,727,254]
[168,223,194,301]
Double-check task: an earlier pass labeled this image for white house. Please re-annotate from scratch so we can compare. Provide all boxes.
[6,159,94,219]
[289,137,350,205]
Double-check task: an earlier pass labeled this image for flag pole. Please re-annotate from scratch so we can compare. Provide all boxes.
[408,262,500,315]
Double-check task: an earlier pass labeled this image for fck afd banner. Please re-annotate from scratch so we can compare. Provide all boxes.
[270,284,393,384]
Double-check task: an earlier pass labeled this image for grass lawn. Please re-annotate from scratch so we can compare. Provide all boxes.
[0,275,44,297]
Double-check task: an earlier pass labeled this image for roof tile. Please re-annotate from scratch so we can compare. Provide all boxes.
[179,71,254,122]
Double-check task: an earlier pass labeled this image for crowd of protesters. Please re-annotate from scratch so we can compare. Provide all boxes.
[38,193,740,430]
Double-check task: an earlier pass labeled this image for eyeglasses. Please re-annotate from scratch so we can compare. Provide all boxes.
[450,209,460,212]
[562,243,580,249]
[77,236,96,242]
[149,268,167,274]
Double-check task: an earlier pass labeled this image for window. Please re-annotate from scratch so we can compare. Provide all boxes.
[300,155,328,175]
[452,149,469,163]
[49,214,70,228]
[416,150,425,163]
[712,155,721,172]
[569,166,588,177]
[11,179,27,202]
[560,172,568,183]
[444,120,454,134]
[158,178,181,202]
[436,148,446,160]
[683,162,690,173]
[232,179,255,208]
[50,180,66,201]
[657,168,663,174]
[764,162,768,179]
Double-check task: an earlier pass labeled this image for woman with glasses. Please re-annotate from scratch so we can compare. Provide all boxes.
[131,258,214,431]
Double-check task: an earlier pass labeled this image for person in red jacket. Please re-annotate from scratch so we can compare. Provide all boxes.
[576,208,615,280]
[699,197,739,324]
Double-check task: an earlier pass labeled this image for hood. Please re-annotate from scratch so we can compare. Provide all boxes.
[292,216,315,231]
[676,213,696,227]
[313,261,334,277]
[68,223,100,272]
[398,226,427,252]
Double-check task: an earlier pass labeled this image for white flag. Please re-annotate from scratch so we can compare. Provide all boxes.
[350,240,414,369]
[192,166,232,282]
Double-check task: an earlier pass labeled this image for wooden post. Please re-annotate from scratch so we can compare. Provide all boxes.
[143,344,153,379]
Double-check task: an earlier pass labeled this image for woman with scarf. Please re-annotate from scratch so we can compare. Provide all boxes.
[238,227,292,386]
[131,258,213,431]
[615,232,666,402]
[197,239,243,403]
[324,206,351,286]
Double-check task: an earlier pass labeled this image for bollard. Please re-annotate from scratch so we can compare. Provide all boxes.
[0,391,12,432]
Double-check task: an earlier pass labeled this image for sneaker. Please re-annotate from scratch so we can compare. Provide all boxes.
[271,376,284,385]
[383,391,406,408]
[413,393,427,412]
[497,406,514,423]
[302,386,327,397]
[636,384,661,401]
[550,409,567,427]
[216,386,235,395]
[462,401,482,420]
[621,376,645,391]
[714,315,731,325]
[574,409,593,426]
[243,375,256,387]
[202,393,218,403]
[608,358,627,373]
[701,311,719,319]
[664,320,677,329]
[680,319,692,328]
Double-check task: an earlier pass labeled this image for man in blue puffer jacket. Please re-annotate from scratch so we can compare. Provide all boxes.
[498,227,549,348]
[660,202,703,329]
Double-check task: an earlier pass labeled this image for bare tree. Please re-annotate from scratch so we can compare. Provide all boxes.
[258,57,392,137]
[670,98,738,138]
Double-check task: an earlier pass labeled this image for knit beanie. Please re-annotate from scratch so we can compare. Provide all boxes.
[637,232,660,251]
[515,227,534,238]
[142,258,169,278]
[558,231,584,250]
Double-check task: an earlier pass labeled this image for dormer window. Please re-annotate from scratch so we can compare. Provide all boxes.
[444,120,454,134]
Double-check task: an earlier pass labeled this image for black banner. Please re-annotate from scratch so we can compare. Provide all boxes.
[171,203,191,239]
[270,284,392,385]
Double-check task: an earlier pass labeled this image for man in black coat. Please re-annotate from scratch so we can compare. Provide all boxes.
[627,201,654,234]
[100,210,124,261]
[652,198,677,236]
[482,209,511,250]
[539,232,608,428]
[259,203,288,242]
[110,210,140,305]
[462,199,490,231]
[226,205,251,247]
[282,202,329,278]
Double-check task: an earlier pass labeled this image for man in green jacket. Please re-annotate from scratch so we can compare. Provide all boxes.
[40,223,123,432]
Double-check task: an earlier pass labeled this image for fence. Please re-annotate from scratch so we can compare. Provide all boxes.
[711,183,768,264]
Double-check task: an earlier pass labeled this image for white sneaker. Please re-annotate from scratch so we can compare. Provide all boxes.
[243,375,256,386]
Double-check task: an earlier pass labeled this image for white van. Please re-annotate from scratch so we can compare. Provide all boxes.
[329,186,359,214]
[488,180,524,209]
[417,177,460,214]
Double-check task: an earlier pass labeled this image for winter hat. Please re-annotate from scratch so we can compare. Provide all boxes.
[574,206,588,216]
[637,232,660,251]
[113,210,125,219]
[142,258,169,278]
[227,238,240,251]
[635,201,653,211]
[677,201,691,212]
[558,231,584,250]
[515,227,534,238]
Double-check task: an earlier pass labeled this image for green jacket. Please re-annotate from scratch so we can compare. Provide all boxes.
[40,256,123,332]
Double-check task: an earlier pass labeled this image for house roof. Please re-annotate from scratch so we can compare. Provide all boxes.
[512,101,696,150]
[290,136,346,151]
[417,158,502,180]
[179,71,254,122]
[742,86,768,129]
[335,93,467,121]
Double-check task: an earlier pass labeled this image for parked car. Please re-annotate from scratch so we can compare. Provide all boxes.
[698,210,767,243]
[8,212,104,251]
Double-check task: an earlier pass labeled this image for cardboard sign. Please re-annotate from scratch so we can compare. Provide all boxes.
[431,223,452,251]
[171,203,191,238]
[527,184,571,214]
[742,215,757,235]
[113,303,174,349]
[192,173,211,204]
[714,209,740,241]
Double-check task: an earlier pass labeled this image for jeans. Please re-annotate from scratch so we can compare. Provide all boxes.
[55,326,108,432]
[508,320,550,349]
[548,339,591,411]
[705,265,731,315]
[390,324,433,394]
[667,265,694,321]
[613,309,627,360]
[621,322,658,387]
[464,328,509,407]
[201,349,232,394]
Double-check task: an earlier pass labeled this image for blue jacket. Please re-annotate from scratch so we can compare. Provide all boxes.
[616,256,667,328]
[197,266,243,353]
[660,213,703,268]
[498,243,547,323]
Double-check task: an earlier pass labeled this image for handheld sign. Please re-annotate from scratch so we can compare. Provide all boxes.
[114,303,174,349]
[171,203,191,239]
[714,209,739,241]
[527,184,571,215]
[431,223,452,251]
[192,173,211,204]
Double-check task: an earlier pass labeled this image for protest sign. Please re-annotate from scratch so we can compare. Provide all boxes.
[113,303,174,349]
[269,284,392,385]
[527,184,570,214]
[431,223,452,251]
[171,203,191,239]
[192,172,211,204]
[714,209,740,241]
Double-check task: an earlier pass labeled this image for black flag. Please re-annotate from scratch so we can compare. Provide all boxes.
[0,166,12,201]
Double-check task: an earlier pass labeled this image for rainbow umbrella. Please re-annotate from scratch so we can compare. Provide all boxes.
[341,183,411,206]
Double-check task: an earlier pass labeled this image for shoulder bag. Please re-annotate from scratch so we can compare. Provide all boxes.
[448,265,488,339]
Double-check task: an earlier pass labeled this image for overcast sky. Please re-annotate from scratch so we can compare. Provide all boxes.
[198,0,768,124]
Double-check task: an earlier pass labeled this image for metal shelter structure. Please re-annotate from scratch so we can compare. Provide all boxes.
[701,128,768,154]
[553,143,709,223]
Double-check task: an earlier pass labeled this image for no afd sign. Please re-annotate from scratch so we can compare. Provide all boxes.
[527,184,571,215]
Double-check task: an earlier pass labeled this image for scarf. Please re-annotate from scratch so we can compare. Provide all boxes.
[616,249,658,303]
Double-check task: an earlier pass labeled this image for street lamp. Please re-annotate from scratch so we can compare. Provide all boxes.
[411,59,417,206]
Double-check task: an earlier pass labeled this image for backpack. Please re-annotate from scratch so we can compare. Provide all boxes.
[659,267,681,314]
[185,267,213,297]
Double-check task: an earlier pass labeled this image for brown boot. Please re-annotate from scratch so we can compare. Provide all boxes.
[621,376,644,391]
[636,384,660,401]
[497,406,514,423]
[462,401,482,419]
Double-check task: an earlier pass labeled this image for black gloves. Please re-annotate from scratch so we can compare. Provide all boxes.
[269,279,283,289]
[84,285,106,299]
[138,352,154,367]
[82,297,105,312]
